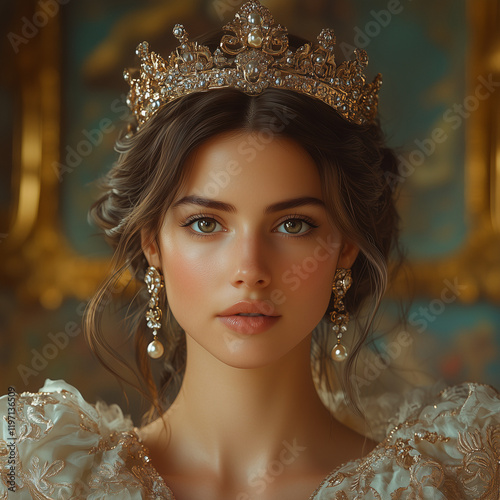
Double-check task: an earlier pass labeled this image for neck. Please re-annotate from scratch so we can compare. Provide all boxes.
[163,334,337,480]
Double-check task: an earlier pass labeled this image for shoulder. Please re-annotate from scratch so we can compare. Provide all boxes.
[0,380,172,499]
[313,382,500,499]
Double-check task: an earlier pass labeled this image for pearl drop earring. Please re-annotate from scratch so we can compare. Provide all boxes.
[330,268,352,362]
[144,266,165,359]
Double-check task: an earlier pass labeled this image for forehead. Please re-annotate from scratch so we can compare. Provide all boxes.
[179,131,323,199]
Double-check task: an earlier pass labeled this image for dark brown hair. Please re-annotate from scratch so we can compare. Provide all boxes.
[85,86,401,423]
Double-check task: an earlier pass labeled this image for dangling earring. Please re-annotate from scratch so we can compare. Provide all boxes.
[144,266,165,359]
[330,268,352,362]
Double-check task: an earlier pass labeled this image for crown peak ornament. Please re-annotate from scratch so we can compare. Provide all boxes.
[125,0,381,130]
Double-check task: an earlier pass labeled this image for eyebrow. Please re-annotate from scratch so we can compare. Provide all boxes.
[171,195,326,215]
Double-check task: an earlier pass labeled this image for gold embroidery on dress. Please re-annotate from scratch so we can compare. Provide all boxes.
[458,425,500,498]
[17,395,58,442]
[2,383,500,499]
[79,411,100,434]
[89,430,176,498]
[413,431,451,444]
[27,456,72,499]
[334,492,349,499]
[313,384,500,499]
[0,389,174,499]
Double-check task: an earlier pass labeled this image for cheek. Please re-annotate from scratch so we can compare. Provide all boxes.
[159,234,219,307]
[280,244,340,295]
[289,267,335,314]
[273,253,339,332]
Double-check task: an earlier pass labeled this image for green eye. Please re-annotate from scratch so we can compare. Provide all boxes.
[279,219,305,234]
[186,217,222,234]
[276,217,318,236]
[180,214,319,238]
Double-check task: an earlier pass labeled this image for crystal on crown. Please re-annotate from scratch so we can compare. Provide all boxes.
[124,0,382,129]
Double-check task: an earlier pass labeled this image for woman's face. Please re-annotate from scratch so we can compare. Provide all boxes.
[143,131,358,368]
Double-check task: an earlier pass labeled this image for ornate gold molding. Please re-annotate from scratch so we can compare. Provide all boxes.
[1,3,114,308]
[467,0,500,231]
[393,0,500,304]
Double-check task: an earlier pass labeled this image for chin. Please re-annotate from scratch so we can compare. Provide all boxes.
[185,326,304,369]
[218,355,285,370]
[213,339,291,369]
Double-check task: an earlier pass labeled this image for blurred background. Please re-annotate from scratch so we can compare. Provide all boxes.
[1,0,499,423]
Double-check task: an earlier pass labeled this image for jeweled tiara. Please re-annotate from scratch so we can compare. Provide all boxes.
[124,0,382,128]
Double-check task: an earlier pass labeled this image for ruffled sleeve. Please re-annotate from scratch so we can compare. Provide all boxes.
[0,379,172,499]
[312,382,500,499]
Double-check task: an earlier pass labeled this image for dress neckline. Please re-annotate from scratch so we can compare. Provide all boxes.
[128,427,377,499]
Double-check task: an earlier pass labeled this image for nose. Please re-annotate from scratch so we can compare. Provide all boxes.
[230,231,272,289]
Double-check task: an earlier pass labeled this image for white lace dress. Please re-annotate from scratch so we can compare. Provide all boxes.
[0,379,499,499]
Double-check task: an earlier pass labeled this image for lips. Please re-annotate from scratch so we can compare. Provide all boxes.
[217,300,281,334]
[217,315,280,335]
[218,300,279,317]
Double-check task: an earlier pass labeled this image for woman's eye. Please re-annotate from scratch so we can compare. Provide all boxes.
[181,215,318,237]
[276,218,317,236]
[188,217,222,234]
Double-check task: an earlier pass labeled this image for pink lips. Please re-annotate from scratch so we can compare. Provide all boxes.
[217,315,280,335]
[217,300,280,334]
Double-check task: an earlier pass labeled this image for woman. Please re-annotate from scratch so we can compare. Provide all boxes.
[1,1,499,498]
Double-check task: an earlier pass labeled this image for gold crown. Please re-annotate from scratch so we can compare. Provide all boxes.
[124,0,382,128]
